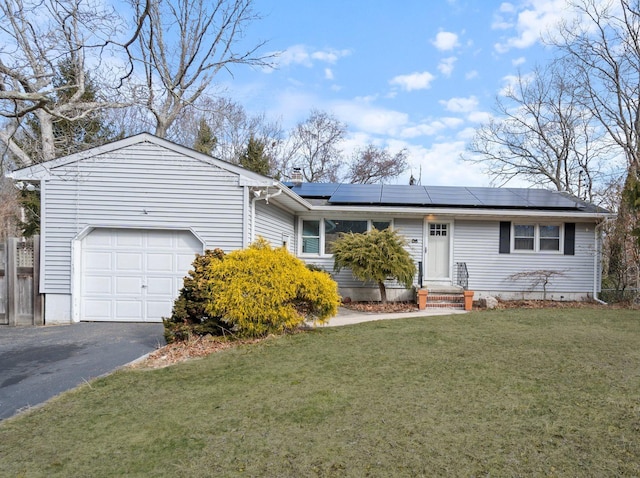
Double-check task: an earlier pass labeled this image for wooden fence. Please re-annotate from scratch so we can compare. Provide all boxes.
[0,236,43,326]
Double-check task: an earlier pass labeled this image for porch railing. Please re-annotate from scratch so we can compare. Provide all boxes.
[455,262,469,290]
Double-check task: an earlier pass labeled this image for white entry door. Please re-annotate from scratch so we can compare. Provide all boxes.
[80,228,202,322]
[426,223,450,280]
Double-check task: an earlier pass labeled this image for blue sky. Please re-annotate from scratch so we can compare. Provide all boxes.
[220,0,572,186]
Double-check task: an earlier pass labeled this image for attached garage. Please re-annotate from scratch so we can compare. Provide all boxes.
[80,228,203,322]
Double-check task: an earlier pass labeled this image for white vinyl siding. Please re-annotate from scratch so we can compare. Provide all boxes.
[454,220,596,293]
[254,200,295,251]
[42,141,246,294]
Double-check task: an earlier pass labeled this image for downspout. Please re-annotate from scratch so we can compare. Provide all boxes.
[593,219,607,305]
[249,187,283,243]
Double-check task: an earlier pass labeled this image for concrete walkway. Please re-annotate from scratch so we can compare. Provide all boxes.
[321,306,467,327]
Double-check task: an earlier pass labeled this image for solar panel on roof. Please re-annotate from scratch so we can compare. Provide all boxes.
[380,185,431,205]
[291,182,590,211]
[425,186,482,206]
[465,187,531,207]
[510,189,582,209]
[329,184,382,203]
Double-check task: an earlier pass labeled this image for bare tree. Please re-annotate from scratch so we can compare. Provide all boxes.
[166,95,282,169]
[464,62,607,200]
[552,0,640,176]
[130,0,272,138]
[346,144,408,184]
[550,0,640,298]
[285,110,346,182]
[0,0,127,166]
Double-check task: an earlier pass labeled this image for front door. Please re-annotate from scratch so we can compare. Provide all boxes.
[426,222,450,280]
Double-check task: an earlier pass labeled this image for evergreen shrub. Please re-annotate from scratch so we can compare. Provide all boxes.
[205,238,340,337]
[164,239,340,341]
[163,248,227,343]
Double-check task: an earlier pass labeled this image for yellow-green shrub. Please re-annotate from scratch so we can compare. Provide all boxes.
[205,238,340,337]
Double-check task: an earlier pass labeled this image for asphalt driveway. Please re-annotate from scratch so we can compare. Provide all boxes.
[0,323,165,421]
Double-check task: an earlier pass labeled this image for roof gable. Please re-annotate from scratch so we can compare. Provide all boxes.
[8,133,275,186]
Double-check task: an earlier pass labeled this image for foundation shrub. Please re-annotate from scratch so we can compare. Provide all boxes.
[163,248,227,343]
[205,238,340,337]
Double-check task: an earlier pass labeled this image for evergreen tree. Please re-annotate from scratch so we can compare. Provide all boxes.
[332,228,416,303]
[13,59,117,236]
[239,135,271,176]
[193,118,217,155]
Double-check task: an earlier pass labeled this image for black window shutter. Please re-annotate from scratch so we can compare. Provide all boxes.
[564,223,575,255]
[499,221,511,254]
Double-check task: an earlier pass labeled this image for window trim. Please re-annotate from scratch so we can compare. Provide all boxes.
[298,217,394,257]
[511,223,563,254]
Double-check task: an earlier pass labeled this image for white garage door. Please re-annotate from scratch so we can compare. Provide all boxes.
[81,229,202,322]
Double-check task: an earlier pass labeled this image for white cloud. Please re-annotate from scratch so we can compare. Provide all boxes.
[400,117,464,138]
[432,31,460,51]
[332,100,409,136]
[324,68,334,80]
[407,141,490,187]
[389,71,435,91]
[467,111,492,123]
[275,45,351,68]
[465,70,479,80]
[512,56,526,66]
[440,96,479,113]
[493,0,573,53]
[437,57,457,77]
[311,48,352,64]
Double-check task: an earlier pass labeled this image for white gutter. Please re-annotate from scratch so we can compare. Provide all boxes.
[307,204,613,221]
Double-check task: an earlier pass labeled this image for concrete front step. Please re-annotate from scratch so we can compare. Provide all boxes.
[428,294,464,303]
[424,302,465,309]
[417,288,473,311]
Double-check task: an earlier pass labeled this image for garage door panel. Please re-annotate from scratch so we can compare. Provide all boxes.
[115,276,143,295]
[81,228,201,322]
[82,299,112,320]
[84,276,112,294]
[85,252,112,271]
[147,253,174,272]
[116,252,143,271]
[116,300,143,320]
[147,232,173,248]
[146,277,174,295]
[115,230,144,247]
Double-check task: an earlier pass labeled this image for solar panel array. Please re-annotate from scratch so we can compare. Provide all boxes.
[288,183,588,210]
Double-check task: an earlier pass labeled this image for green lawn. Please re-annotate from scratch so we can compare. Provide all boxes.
[1,309,639,477]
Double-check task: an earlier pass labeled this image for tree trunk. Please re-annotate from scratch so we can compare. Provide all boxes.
[378,281,387,304]
[38,112,56,161]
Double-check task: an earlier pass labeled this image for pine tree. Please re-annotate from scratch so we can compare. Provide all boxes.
[332,228,416,303]
[239,135,271,176]
[193,118,217,155]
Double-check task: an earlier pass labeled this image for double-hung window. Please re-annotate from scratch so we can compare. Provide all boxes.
[513,224,561,252]
[301,220,320,254]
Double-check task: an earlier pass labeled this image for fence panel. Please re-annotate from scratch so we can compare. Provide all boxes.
[0,236,42,326]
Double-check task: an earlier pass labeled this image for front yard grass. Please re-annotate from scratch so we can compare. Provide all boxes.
[1,308,639,477]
